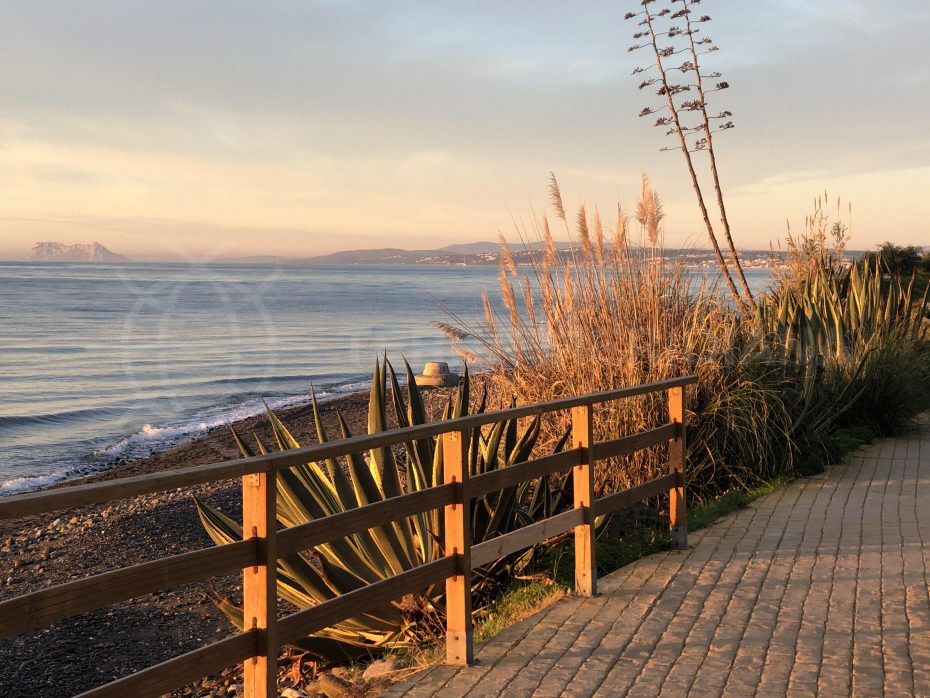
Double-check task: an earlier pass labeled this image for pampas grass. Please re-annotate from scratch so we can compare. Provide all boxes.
[442,179,793,500]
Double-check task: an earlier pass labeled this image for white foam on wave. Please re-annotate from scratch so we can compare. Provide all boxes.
[0,379,374,496]
[96,380,371,458]
[0,468,87,495]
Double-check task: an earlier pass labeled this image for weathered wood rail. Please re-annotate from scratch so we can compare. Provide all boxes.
[0,375,696,697]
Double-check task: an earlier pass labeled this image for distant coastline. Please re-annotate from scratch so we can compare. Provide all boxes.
[218,244,868,270]
[10,242,884,270]
[7,241,879,268]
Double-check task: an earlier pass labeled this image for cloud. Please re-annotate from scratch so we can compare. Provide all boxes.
[0,1,927,257]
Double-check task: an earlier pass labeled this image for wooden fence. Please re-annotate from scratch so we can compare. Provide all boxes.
[0,375,696,697]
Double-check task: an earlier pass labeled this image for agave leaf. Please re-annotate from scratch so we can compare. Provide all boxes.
[333,412,413,576]
[251,431,270,455]
[403,358,427,424]
[194,497,242,544]
[274,467,389,582]
[214,571,399,659]
[367,359,403,500]
[386,361,430,497]
[481,419,506,474]
[384,363,433,561]
[229,426,254,458]
[309,390,359,512]
[452,365,470,419]
[312,555,407,628]
[402,358,434,483]
[386,359,410,432]
[263,404,341,514]
[484,415,542,539]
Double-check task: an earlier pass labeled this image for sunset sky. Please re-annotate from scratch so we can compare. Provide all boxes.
[1,1,928,260]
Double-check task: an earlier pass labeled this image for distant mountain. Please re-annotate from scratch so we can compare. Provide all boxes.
[440,242,502,255]
[440,241,573,254]
[300,248,437,264]
[29,242,127,263]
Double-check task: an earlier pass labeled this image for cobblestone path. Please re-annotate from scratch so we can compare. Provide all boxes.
[387,423,930,696]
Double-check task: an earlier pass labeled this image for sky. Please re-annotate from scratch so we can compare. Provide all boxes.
[1,1,929,260]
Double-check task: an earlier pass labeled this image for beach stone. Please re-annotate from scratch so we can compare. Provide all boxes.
[316,673,354,698]
[362,657,399,680]
[414,361,460,387]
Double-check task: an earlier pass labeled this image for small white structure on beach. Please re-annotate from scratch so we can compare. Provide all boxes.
[414,361,460,387]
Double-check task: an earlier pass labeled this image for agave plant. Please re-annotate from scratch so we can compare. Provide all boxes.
[756,259,930,436]
[758,258,928,364]
[194,356,570,660]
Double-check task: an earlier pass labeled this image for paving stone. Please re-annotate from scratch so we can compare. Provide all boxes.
[383,416,930,697]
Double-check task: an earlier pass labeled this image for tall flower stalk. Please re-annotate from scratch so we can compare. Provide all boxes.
[626,0,756,311]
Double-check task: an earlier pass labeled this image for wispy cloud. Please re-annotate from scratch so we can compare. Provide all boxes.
[0,0,927,258]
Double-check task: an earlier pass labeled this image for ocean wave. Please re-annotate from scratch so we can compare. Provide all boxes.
[96,379,371,458]
[198,374,323,386]
[0,467,92,496]
[0,379,373,496]
[0,406,124,429]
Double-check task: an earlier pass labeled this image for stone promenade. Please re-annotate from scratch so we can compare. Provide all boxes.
[388,420,930,696]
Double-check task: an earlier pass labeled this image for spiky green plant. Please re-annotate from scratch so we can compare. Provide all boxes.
[756,258,930,436]
[758,259,928,364]
[194,357,570,660]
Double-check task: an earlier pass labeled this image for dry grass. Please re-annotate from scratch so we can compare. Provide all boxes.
[441,177,793,499]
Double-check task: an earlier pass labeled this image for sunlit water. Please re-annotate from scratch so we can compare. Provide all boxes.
[0,262,772,494]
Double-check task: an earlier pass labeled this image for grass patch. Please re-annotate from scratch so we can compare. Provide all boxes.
[474,579,566,642]
[688,475,791,532]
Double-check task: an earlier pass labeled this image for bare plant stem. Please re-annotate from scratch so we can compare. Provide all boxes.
[682,0,756,310]
[642,7,746,312]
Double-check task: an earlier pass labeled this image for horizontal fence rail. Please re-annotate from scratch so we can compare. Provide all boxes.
[0,538,259,638]
[0,375,696,698]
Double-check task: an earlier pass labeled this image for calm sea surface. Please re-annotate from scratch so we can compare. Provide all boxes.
[0,262,772,494]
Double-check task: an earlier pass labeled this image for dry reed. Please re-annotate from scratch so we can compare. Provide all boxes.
[441,178,793,499]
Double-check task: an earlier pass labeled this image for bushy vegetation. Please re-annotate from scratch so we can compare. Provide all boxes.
[443,179,930,501]
[862,242,929,277]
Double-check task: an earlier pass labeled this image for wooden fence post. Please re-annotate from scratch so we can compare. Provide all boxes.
[571,405,597,597]
[442,430,473,665]
[668,386,688,550]
[242,470,278,698]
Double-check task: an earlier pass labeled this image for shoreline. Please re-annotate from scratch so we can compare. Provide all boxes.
[0,386,448,697]
[0,380,376,497]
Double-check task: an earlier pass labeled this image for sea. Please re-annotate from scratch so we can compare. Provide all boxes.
[0,262,773,495]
